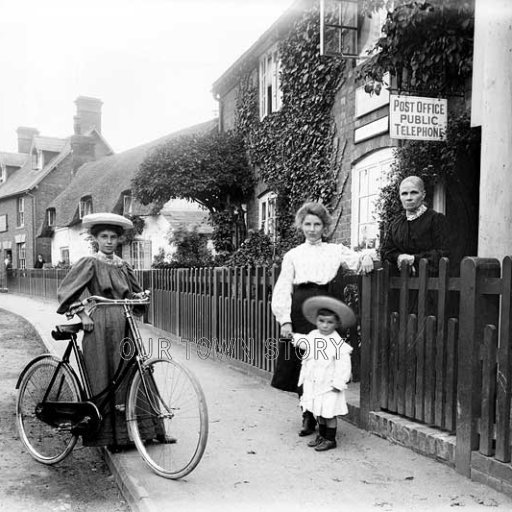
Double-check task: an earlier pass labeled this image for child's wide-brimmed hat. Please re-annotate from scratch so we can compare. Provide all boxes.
[82,213,133,231]
[302,295,356,328]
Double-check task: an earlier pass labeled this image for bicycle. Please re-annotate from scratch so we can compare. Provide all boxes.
[15,292,208,479]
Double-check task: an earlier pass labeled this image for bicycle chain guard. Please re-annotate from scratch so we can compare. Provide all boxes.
[35,400,102,436]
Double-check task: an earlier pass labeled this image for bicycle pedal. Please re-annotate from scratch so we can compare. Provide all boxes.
[115,404,126,413]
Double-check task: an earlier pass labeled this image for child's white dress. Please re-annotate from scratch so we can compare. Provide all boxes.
[294,329,353,418]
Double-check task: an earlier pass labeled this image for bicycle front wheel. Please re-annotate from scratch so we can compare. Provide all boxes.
[126,357,208,479]
[16,356,82,464]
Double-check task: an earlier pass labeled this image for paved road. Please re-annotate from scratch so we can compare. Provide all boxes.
[0,308,130,512]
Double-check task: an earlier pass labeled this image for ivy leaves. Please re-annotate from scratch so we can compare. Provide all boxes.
[236,5,345,243]
[360,0,473,94]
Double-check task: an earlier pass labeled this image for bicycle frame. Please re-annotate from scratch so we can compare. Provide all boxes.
[23,294,171,427]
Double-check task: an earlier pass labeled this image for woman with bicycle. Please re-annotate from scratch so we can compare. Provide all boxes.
[56,212,146,451]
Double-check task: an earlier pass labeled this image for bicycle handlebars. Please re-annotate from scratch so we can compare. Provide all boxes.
[81,290,151,307]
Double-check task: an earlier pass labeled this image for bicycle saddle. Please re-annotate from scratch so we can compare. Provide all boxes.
[51,323,83,340]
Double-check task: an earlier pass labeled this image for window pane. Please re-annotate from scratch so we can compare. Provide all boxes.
[359,168,369,196]
[341,0,357,28]
[359,197,369,224]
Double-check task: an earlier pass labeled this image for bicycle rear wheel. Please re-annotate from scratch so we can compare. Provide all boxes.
[126,357,208,479]
[16,356,82,464]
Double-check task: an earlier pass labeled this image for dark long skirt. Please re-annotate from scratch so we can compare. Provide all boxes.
[270,283,329,394]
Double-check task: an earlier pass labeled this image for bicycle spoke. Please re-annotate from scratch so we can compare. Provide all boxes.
[126,358,208,479]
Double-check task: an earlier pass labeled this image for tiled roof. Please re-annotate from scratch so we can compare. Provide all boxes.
[33,136,67,153]
[0,151,27,168]
[0,143,71,199]
[50,119,218,228]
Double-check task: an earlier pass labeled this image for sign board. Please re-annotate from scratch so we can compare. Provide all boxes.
[389,95,447,141]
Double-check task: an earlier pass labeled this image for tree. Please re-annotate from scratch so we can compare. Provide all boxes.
[132,130,254,252]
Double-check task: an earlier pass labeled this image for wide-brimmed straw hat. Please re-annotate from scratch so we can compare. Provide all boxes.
[302,295,356,328]
[82,213,133,231]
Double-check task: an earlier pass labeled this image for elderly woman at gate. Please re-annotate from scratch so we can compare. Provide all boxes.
[271,201,375,437]
[380,176,449,275]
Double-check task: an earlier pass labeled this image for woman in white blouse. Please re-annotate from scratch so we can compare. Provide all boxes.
[271,202,374,436]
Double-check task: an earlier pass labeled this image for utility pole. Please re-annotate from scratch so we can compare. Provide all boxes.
[472,0,512,258]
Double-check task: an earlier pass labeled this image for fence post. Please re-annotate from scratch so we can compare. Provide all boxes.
[360,270,377,429]
[456,257,500,477]
[176,269,182,337]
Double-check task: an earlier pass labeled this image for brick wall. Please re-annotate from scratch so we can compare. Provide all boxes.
[0,194,34,268]
[34,155,75,264]
[0,153,77,268]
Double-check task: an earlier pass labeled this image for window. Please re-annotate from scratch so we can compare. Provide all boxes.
[0,214,7,232]
[47,208,56,227]
[17,242,26,269]
[0,163,5,183]
[129,241,152,270]
[60,247,70,266]
[357,6,388,61]
[17,197,24,227]
[351,148,394,249]
[123,194,133,216]
[79,197,93,219]
[259,192,277,240]
[259,46,282,120]
[32,149,43,170]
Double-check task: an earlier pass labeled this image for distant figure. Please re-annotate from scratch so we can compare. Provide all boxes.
[34,254,45,269]
[4,255,12,270]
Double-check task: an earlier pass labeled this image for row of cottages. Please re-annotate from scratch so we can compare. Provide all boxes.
[0,96,213,269]
[211,0,479,261]
[0,97,112,269]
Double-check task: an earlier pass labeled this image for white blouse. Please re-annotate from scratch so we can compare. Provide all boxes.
[271,241,364,325]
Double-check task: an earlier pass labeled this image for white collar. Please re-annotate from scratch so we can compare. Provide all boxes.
[94,251,124,267]
[305,239,323,246]
[406,204,427,221]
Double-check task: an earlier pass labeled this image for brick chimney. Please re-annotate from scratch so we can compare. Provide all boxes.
[74,96,103,134]
[16,127,39,153]
[70,134,96,174]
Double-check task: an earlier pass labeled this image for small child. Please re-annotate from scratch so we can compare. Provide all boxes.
[292,296,355,452]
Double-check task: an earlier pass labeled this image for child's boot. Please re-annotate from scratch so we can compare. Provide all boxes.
[307,423,326,447]
[298,410,317,436]
[315,427,337,451]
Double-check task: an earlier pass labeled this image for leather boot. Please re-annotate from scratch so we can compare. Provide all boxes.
[298,411,317,437]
